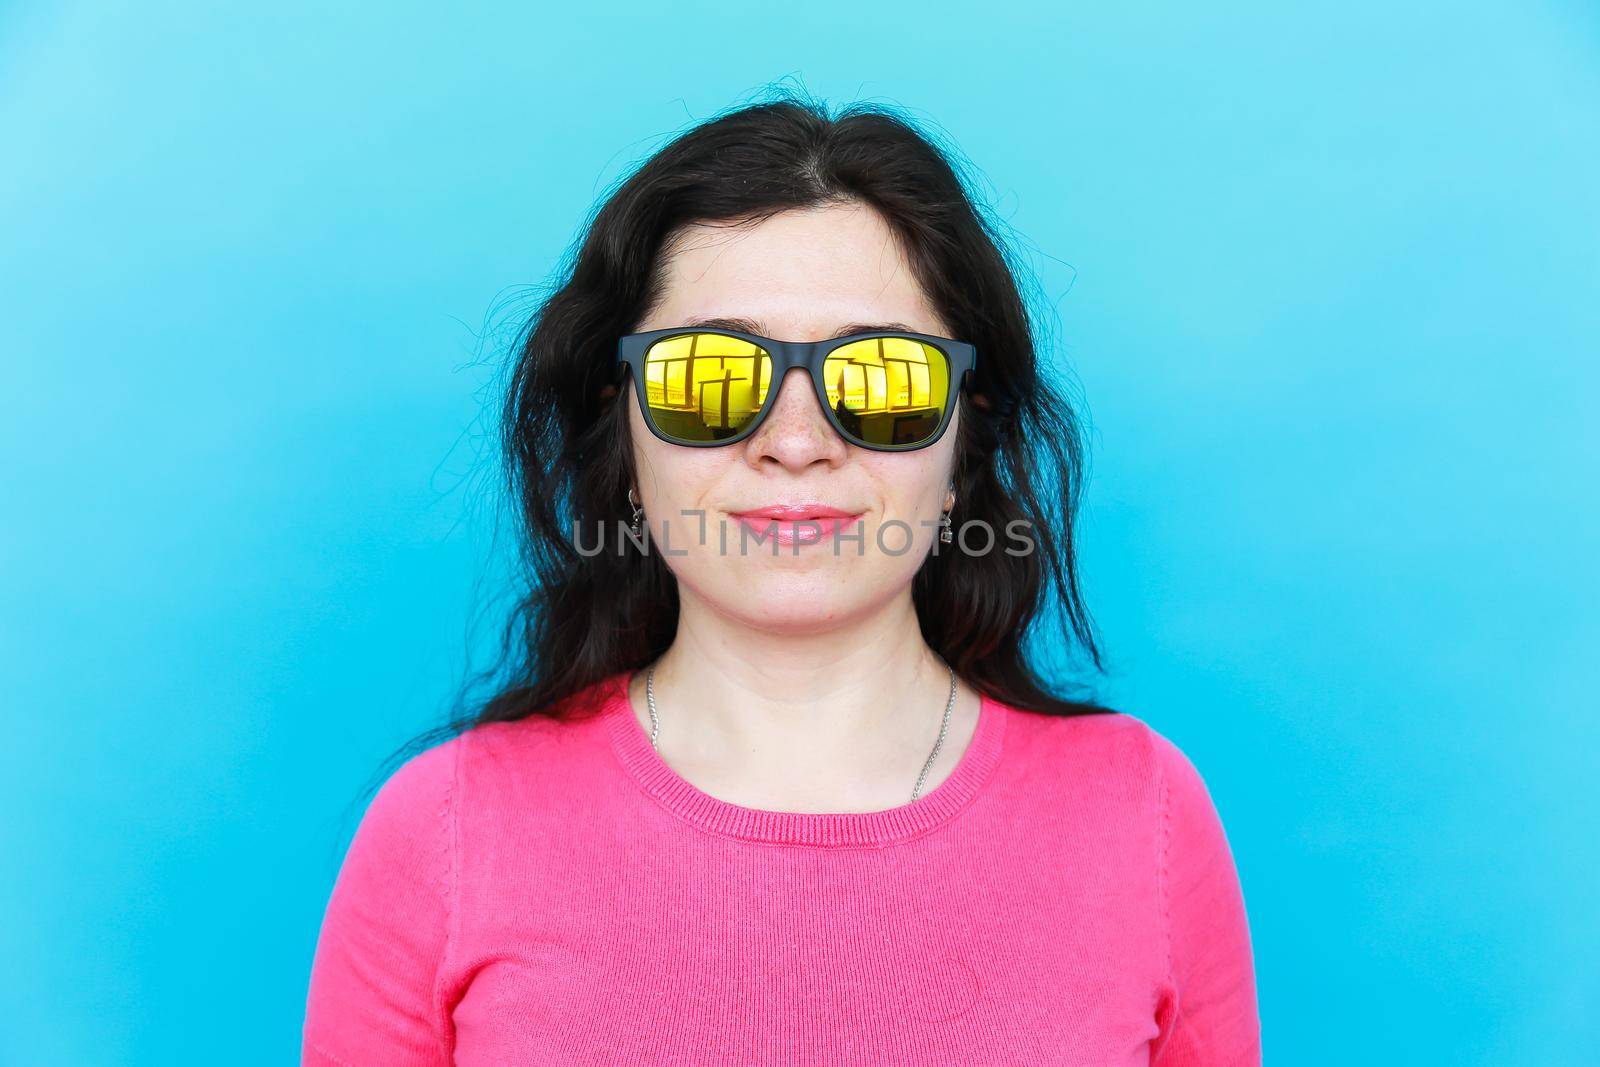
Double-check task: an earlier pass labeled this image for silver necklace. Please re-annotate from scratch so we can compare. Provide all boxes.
[645,661,958,803]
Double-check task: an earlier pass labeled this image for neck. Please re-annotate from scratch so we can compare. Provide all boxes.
[629,587,978,813]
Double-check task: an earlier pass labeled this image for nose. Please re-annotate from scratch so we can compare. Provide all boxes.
[743,367,849,472]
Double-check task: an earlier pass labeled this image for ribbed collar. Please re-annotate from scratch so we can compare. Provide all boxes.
[601,670,1008,848]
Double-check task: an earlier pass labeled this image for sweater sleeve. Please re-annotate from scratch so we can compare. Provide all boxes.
[1149,729,1262,1067]
[302,738,459,1067]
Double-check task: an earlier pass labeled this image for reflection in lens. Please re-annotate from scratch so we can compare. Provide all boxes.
[823,337,951,447]
[643,333,772,443]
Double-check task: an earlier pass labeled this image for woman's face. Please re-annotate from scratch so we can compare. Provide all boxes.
[629,199,960,635]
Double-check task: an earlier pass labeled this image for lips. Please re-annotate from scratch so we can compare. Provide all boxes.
[728,503,865,546]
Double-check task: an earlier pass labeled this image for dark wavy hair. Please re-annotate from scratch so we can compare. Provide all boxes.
[362,87,1114,803]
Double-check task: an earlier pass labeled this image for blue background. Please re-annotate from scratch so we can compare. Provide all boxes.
[3,1,1595,1063]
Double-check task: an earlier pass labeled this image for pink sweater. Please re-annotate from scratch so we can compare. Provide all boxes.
[303,672,1261,1065]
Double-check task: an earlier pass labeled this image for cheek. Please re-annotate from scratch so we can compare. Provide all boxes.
[629,423,735,535]
[864,450,954,523]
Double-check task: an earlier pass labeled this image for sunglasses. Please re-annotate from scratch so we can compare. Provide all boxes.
[615,327,977,452]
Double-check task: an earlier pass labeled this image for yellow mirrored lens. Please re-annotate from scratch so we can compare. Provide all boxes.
[823,337,951,447]
[643,333,772,442]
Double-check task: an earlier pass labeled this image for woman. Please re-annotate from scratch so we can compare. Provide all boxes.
[302,94,1261,1065]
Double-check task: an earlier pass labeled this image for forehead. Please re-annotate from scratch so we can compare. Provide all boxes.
[639,200,951,340]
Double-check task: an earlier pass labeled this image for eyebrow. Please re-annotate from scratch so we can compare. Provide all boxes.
[682,316,918,340]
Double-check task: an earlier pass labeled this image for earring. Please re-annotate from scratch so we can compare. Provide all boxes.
[627,488,644,538]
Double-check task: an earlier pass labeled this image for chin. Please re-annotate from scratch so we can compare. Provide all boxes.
[694,568,884,633]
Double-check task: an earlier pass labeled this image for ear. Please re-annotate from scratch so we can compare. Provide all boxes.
[598,383,619,401]
[970,391,993,412]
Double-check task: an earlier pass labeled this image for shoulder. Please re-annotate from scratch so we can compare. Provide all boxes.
[344,735,463,874]
[386,704,617,844]
[999,701,1221,811]
[459,675,624,777]
[362,679,621,839]
[342,712,598,881]
[460,707,605,787]
[364,734,461,822]
[1000,700,1155,773]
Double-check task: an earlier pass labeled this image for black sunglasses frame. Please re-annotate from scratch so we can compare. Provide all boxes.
[614,327,978,453]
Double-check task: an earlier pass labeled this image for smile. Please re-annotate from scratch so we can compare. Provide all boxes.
[727,504,866,547]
